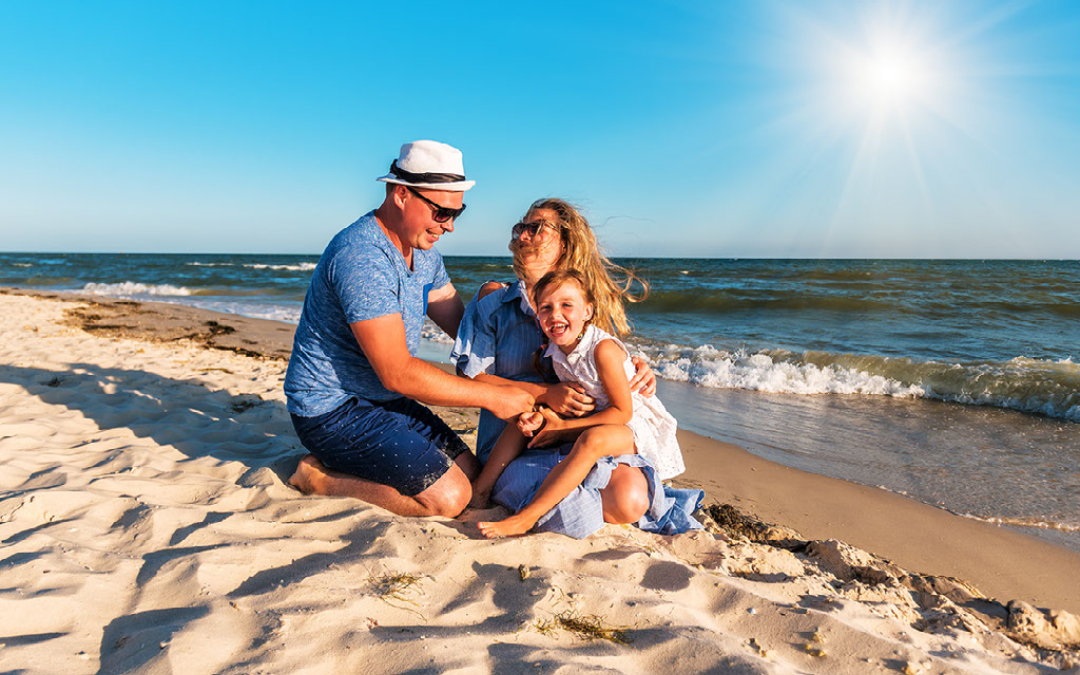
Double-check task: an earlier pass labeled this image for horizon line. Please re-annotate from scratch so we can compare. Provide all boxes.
[1,250,1078,263]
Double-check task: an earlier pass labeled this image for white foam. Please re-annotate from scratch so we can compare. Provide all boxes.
[648,345,924,397]
[243,263,317,272]
[81,282,194,297]
[422,320,453,344]
[184,300,302,324]
[638,343,1080,422]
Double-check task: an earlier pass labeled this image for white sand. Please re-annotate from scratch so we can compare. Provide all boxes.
[1,292,1078,674]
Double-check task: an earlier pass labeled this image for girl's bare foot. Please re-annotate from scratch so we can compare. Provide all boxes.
[477,514,536,539]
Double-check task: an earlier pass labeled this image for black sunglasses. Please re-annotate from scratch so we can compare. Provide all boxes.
[511,220,560,239]
[407,186,466,223]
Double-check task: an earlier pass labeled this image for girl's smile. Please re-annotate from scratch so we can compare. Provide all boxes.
[536,280,593,354]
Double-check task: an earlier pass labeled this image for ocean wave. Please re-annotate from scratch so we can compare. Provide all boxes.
[640,344,1080,423]
[647,345,923,397]
[637,290,900,315]
[957,513,1080,533]
[186,262,234,267]
[422,320,453,344]
[243,263,318,272]
[81,282,194,297]
[183,300,302,324]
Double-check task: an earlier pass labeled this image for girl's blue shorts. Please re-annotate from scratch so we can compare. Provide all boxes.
[290,396,470,497]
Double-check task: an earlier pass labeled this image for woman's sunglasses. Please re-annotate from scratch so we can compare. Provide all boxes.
[512,220,560,239]
[407,187,467,223]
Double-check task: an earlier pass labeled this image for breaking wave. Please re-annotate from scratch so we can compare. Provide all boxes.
[81,282,194,297]
[242,263,317,271]
[638,342,1080,423]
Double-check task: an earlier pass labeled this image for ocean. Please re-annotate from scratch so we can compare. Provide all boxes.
[3,252,1078,551]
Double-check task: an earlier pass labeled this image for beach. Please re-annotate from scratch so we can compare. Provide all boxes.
[2,288,1078,674]
[6,252,1078,556]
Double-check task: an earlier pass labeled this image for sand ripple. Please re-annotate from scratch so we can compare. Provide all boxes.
[2,292,1078,674]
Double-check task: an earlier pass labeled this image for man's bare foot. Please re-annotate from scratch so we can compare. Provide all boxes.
[458,504,511,523]
[467,487,492,510]
[477,514,536,539]
[288,454,329,494]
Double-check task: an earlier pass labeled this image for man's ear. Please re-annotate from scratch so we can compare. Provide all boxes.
[392,185,409,208]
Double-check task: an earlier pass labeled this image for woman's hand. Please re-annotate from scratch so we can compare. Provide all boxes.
[537,382,596,418]
[629,357,657,397]
[526,408,566,449]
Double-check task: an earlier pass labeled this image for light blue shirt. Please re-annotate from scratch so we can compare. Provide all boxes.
[451,280,553,463]
[285,211,451,416]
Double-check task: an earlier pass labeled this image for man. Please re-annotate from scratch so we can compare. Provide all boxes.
[285,140,534,518]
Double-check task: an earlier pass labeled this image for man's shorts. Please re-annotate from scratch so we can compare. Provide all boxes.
[290,396,470,497]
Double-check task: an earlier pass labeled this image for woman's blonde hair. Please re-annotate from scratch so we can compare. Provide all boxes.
[513,198,648,336]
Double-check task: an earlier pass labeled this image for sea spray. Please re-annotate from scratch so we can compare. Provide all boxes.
[636,341,1080,423]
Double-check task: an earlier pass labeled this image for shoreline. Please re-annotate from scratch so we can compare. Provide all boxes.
[6,286,1079,616]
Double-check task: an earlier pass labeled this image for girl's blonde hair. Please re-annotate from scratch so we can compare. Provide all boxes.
[531,269,594,314]
[513,198,648,336]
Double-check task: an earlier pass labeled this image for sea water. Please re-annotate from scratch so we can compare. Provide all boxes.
[3,252,1078,550]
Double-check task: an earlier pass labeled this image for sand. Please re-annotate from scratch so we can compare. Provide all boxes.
[1,288,1078,674]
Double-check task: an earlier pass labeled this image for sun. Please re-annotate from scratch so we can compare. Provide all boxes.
[854,43,928,109]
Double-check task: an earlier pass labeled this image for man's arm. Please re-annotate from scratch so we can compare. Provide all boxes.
[352,313,533,420]
[426,282,464,340]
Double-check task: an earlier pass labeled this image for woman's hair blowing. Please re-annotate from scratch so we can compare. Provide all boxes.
[514,198,648,336]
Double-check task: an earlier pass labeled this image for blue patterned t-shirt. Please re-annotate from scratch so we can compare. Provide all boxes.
[285,212,451,416]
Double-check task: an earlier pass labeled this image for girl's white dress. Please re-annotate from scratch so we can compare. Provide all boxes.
[544,324,685,480]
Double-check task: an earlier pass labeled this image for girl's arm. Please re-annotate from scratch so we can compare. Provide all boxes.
[527,339,634,448]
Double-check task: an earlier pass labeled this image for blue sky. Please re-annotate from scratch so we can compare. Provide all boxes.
[1,1,1078,258]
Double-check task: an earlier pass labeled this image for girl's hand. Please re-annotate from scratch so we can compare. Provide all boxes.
[629,357,657,397]
[538,382,596,418]
[526,408,566,449]
[517,410,545,437]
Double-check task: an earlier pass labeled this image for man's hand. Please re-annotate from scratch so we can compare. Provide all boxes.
[538,382,596,418]
[488,386,535,421]
[629,356,657,397]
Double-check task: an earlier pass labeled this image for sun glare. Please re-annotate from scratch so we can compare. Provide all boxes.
[854,44,928,108]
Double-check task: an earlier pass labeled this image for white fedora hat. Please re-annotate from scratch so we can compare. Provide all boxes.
[376,140,475,191]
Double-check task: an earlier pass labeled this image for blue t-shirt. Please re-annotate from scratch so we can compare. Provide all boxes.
[285,211,451,416]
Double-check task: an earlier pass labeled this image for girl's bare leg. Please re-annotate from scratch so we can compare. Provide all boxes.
[469,425,528,508]
[478,425,635,538]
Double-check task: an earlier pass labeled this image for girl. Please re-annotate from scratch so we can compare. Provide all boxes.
[475,269,688,538]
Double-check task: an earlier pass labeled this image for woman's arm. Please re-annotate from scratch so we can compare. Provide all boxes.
[527,339,634,448]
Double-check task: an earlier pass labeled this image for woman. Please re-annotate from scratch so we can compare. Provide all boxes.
[453,199,702,538]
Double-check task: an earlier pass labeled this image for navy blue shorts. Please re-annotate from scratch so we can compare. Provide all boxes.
[290,397,470,497]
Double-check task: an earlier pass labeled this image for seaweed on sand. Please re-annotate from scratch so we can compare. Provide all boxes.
[535,610,633,644]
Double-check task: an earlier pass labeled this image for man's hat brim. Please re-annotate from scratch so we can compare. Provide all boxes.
[377,175,475,191]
